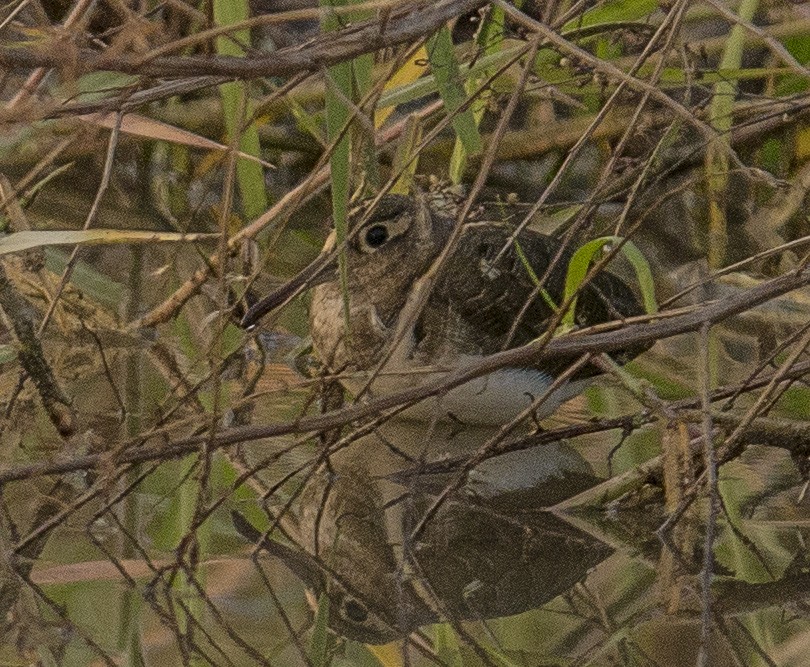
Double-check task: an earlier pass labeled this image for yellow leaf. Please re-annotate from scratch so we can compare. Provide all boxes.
[375,46,429,128]
[367,640,405,667]
[796,126,810,161]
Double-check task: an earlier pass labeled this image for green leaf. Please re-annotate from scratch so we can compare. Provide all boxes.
[352,49,379,191]
[0,230,216,255]
[45,248,126,308]
[563,0,658,28]
[705,0,759,269]
[321,0,358,327]
[475,636,524,667]
[775,34,810,96]
[562,236,657,328]
[433,624,463,667]
[214,0,270,219]
[390,115,423,195]
[326,61,352,327]
[427,26,483,182]
[450,5,505,182]
[378,44,521,111]
[286,96,327,144]
[20,162,74,206]
[212,0,249,57]
[73,71,140,102]
[310,593,333,667]
[514,239,558,312]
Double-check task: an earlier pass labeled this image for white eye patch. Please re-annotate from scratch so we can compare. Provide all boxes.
[356,214,411,253]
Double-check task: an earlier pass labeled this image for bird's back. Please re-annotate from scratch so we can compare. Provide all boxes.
[415,221,649,376]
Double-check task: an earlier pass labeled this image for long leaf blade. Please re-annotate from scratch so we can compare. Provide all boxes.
[562,236,657,327]
[427,25,483,177]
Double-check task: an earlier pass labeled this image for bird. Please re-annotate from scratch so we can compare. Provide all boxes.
[241,190,650,425]
[231,456,612,645]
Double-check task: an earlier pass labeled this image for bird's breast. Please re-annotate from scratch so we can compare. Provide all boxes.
[397,365,591,425]
[310,283,391,371]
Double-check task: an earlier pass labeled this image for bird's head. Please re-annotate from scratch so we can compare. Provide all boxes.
[241,193,451,328]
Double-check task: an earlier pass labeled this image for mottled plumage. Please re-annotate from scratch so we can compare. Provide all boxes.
[246,192,650,424]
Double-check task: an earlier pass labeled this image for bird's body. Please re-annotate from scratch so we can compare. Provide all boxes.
[311,277,593,424]
[244,191,649,425]
[304,193,647,424]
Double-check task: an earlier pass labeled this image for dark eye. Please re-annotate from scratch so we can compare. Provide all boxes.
[364,224,389,248]
[343,599,369,623]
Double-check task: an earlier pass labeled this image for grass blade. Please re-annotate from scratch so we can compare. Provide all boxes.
[214,0,269,219]
[562,236,657,328]
[427,25,482,183]
[450,5,504,182]
[705,0,759,269]
[0,230,216,254]
[321,0,353,326]
[310,593,333,667]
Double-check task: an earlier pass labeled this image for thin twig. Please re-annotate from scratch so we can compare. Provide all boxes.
[37,112,123,336]
[2,266,810,483]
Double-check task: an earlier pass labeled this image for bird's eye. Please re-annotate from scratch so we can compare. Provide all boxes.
[343,598,369,624]
[364,224,389,249]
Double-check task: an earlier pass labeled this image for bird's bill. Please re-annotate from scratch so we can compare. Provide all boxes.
[240,232,337,328]
[230,510,326,592]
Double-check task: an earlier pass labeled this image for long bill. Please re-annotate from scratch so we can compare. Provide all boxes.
[241,232,336,328]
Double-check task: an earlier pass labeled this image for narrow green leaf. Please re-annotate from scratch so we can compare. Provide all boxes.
[74,71,140,102]
[620,240,658,315]
[562,236,657,327]
[538,204,583,233]
[379,44,522,111]
[325,61,352,328]
[286,96,327,144]
[479,647,523,667]
[214,0,270,219]
[390,115,423,195]
[45,248,126,308]
[383,47,782,109]
[310,593,332,667]
[322,0,355,327]
[0,230,216,255]
[513,239,558,312]
[212,0,249,58]
[705,0,759,270]
[352,49,379,191]
[427,26,483,182]
[450,5,504,182]
[562,0,658,29]
[433,624,463,667]
[22,163,74,205]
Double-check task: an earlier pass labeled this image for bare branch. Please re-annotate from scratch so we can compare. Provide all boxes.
[0,0,487,83]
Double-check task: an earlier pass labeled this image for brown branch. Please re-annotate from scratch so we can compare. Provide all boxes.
[0,0,487,82]
[2,267,809,484]
[402,357,810,482]
[0,264,75,436]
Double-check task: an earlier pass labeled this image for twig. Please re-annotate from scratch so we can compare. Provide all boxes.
[0,0,489,84]
[38,112,123,336]
[2,266,810,483]
[697,323,719,667]
[0,264,75,436]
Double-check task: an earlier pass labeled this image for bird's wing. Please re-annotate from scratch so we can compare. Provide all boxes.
[421,222,648,366]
